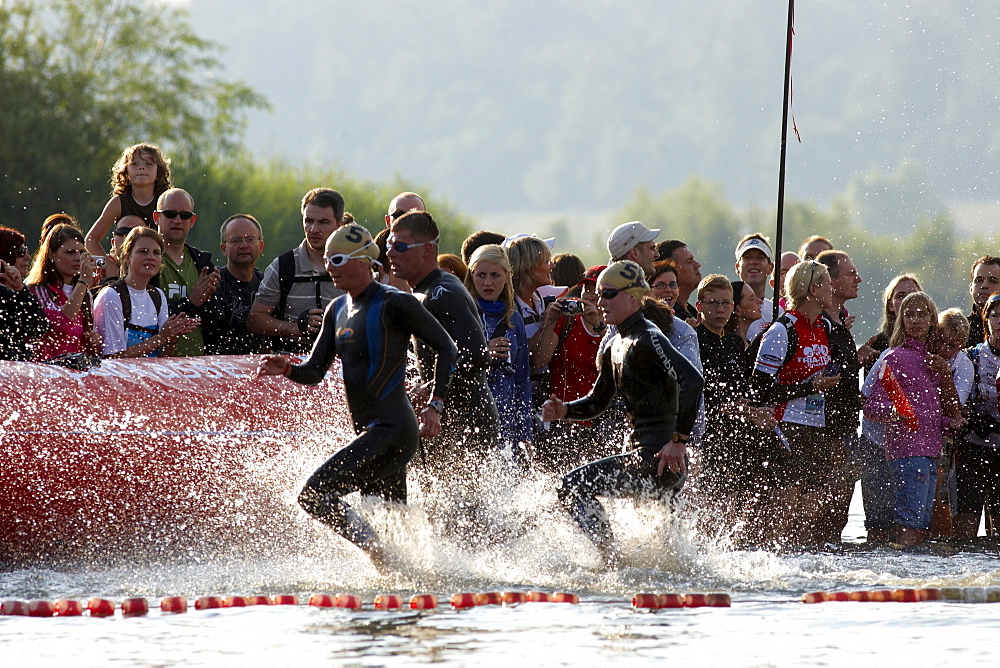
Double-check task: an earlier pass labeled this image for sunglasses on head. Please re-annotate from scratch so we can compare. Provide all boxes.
[388,237,439,253]
[326,242,374,268]
[156,209,195,220]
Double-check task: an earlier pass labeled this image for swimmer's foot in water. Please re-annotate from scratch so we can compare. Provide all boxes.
[365,543,400,575]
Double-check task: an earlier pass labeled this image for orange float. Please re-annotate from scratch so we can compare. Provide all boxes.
[479,592,502,606]
[705,593,732,607]
[374,594,403,610]
[335,594,362,609]
[54,599,84,616]
[87,598,116,617]
[451,593,481,609]
[309,594,336,608]
[160,596,188,613]
[27,600,55,617]
[527,591,552,603]
[246,596,272,606]
[1,600,29,615]
[225,596,250,608]
[272,595,299,606]
[195,596,224,610]
[409,594,438,609]
[121,598,149,616]
[552,592,579,604]
[801,592,826,604]
[683,594,708,608]
[502,592,527,605]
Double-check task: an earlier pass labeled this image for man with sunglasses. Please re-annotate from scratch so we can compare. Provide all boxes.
[256,223,457,571]
[384,191,425,228]
[153,188,219,356]
[542,261,703,567]
[249,188,345,353]
[388,211,501,474]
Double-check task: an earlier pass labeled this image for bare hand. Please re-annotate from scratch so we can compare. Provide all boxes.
[306,307,323,334]
[161,313,198,341]
[541,393,567,422]
[79,253,99,285]
[748,406,777,431]
[418,405,441,437]
[857,343,878,367]
[844,314,856,330]
[540,299,565,329]
[190,267,222,307]
[812,373,840,391]
[685,315,700,328]
[655,439,687,476]
[487,336,511,361]
[0,261,22,291]
[254,354,291,379]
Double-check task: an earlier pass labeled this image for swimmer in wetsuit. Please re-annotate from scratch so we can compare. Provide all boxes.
[387,211,502,474]
[255,223,457,569]
[542,261,704,567]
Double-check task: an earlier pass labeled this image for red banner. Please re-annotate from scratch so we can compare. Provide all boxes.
[0,356,352,565]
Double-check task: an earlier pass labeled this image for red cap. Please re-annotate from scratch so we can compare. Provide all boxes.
[578,265,607,286]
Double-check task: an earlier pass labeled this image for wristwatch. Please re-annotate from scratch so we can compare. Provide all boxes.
[427,399,445,414]
[671,433,690,444]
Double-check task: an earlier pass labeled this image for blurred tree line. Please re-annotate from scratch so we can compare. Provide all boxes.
[618,170,985,344]
[0,0,472,263]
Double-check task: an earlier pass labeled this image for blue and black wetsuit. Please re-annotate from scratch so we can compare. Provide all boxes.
[287,280,457,550]
[557,308,704,556]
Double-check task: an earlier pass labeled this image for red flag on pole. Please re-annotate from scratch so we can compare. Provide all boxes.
[879,360,919,432]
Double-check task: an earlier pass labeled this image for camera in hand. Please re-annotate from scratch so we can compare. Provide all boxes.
[559,298,584,314]
[93,256,106,268]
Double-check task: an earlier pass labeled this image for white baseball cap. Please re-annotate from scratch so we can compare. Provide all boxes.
[607,221,660,260]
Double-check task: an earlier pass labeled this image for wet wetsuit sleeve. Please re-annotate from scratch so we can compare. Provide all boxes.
[565,346,616,421]
[400,292,458,399]
[652,332,704,435]
[750,323,815,405]
[287,298,340,385]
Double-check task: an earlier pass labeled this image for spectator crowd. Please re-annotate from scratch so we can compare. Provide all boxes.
[3,142,1000,555]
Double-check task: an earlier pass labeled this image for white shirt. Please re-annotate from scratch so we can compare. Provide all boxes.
[94,284,169,356]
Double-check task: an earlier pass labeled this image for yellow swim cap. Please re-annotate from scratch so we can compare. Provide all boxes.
[326,223,379,264]
[597,260,649,300]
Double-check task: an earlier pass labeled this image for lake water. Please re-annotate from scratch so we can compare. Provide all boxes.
[3,474,1000,667]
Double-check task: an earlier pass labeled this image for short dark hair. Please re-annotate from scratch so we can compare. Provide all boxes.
[551,253,585,287]
[301,188,345,222]
[461,230,506,263]
[656,240,687,263]
[971,255,1000,280]
[816,249,849,278]
[391,211,439,242]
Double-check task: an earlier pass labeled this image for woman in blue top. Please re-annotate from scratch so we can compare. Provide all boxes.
[465,244,533,467]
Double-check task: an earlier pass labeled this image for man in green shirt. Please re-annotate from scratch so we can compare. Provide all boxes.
[153,188,220,356]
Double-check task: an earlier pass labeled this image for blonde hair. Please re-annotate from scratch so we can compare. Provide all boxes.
[938,308,970,345]
[697,274,733,301]
[889,291,940,349]
[508,236,551,295]
[784,260,829,311]
[465,244,516,328]
[879,274,922,338]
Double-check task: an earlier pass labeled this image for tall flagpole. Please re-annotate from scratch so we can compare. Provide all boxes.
[772,0,796,322]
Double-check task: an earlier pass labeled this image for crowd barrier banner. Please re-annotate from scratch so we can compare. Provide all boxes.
[0,356,351,565]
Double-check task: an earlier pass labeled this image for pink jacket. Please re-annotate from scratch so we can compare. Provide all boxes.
[30,283,87,361]
[864,336,948,461]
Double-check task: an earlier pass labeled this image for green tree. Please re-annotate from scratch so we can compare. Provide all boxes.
[0,0,266,233]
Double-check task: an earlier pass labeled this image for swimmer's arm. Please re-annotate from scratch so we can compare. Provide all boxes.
[565,349,615,421]
[85,197,122,256]
[403,293,458,400]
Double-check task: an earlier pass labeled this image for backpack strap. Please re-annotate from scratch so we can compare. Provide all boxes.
[111,280,160,335]
[273,249,332,318]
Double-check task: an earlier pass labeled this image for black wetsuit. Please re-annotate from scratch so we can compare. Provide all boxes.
[411,268,501,470]
[557,308,704,554]
[287,280,457,550]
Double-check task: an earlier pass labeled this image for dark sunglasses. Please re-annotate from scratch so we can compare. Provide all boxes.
[599,287,625,300]
[388,237,439,253]
[113,226,139,236]
[156,209,195,220]
[13,244,29,258]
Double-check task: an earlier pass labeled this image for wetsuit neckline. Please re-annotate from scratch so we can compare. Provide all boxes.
[413,268,444,293]
[616,309,646,335]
